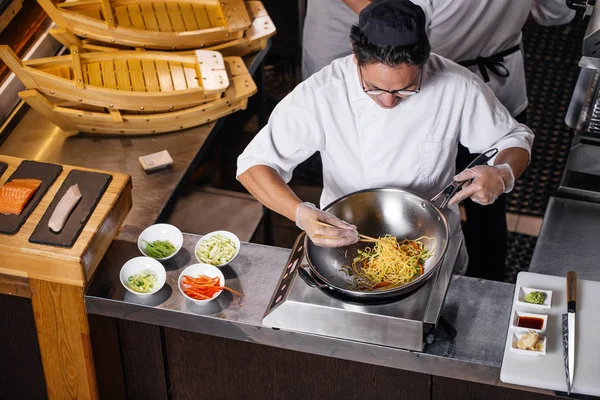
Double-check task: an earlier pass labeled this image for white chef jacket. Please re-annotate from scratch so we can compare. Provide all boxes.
[237,54,534,241]
[301,0,575,116]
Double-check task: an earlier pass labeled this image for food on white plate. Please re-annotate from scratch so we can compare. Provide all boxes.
[143,239,177,259]
[196,234,237,265]
[48,184,82,232]
[127,269,158,293]
[516,332,544,351]
[525,291,546,305]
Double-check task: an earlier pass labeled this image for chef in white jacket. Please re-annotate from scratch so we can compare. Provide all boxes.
[301,0,573,280]
[238,0,534,273]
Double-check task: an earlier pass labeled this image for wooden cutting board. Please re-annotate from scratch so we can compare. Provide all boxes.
[0,155,132,287]
[500,272,600,396]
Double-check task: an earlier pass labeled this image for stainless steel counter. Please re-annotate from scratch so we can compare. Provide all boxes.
[529,196,600,281]
[86,233,516,386]
[0,48,268,242]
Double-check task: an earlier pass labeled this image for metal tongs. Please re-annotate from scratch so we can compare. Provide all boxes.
[431,148,499,209]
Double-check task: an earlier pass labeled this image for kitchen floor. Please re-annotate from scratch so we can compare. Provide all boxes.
[167,13,584,284]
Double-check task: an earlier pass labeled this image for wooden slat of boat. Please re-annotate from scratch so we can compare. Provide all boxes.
[126,4,145,30]
[155,60,173,91]
[139,3,159,31]
[192,4,211,29]
[108,108,123,122]
[43,66,73,80]
[58,0,102,9]
[85,62,103,87]
[179,3,199,31]
[18,90,78,133]
[99,0,116,27]
[128,59,146,92]
[166,3,186,33]
[169,62,188,90]
[70,46,85,89]
[222,0,251,32]
[184,65,199,89]
[114,59,132,91]
[206,3,226,28]
[153,3,173,32]
[100,60,118,89]
[80,8,103,20]
[115,5,131,27]
[141,60,161,92]
[50,28,85,48]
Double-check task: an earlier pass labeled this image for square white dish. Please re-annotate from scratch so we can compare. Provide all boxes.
[516,286,552,309]
[509,333,547,356]
[511,311,548,333]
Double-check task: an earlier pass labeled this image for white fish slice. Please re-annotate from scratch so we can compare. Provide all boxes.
[48,184,82,233]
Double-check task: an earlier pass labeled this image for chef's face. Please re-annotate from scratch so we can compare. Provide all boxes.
[358,62,422,109]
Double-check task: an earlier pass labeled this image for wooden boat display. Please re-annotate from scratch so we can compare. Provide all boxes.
[49,1,276,57]
[206,1,275,57]
[36,0,251,50]
[18,56,257,135]
[0,45,229,111]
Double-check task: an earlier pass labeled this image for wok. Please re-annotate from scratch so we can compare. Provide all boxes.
[299,148,498,300]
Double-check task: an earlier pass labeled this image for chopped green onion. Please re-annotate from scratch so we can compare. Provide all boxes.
[196,234,237,265]
[127,269,157,293]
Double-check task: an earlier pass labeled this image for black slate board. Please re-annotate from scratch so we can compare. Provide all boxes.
[29,170,112,248]
[0,162,7,179]
[0,161,63,235]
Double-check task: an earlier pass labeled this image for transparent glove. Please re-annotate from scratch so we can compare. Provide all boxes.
[295,202,359,247]
[448,163,515,206]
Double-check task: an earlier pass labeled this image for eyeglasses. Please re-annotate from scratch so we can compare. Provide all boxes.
[358,66,423,97]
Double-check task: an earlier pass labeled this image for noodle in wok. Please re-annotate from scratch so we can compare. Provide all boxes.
[342,235,435,290]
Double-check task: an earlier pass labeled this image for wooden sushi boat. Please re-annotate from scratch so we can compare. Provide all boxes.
[0,45,229,111]
[49,1,276,58]
[18,56,257,135]
[36,0,251,50]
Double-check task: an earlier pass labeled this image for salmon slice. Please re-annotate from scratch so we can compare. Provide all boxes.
[0,178,42,215]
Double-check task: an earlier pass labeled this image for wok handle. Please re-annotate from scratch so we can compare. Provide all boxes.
[431,148,499,209]
[297,266,326,289]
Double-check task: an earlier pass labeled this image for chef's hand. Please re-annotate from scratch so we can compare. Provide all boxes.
[448,163,515,206]
[295,202,359,247]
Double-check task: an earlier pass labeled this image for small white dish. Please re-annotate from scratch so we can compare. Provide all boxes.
[516,287,552,309]
[194,230,240,267]
[178,263,226,304]
[511,311,548,333]
[138,223,183,261]
[120,256,166,296]
[509,333,547,356]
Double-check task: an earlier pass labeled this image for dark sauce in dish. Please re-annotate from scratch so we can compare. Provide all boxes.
[517,316,544,330]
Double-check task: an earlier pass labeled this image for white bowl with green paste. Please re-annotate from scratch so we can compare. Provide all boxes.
[138,223,183,261]
[120,256,166,296]
[516,286,552,310]
[194,230,240,267]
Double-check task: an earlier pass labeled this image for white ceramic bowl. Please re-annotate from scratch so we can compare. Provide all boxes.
[178,263,226,304]
[516,286,552,310]
[120,256,166,296]
[511,311,548,333]
[138,223,183,261]
[194,230,240,267]
[510,332,547,356]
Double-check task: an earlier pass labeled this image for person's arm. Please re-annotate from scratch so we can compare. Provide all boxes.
[238,165,302,221]
[238,165,358,247]
[530,0,576,26]
[236,84,358,247]
[342,0,372,14]
[450,75,534,206]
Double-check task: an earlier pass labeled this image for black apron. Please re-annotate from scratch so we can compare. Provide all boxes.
[457,44,521,82]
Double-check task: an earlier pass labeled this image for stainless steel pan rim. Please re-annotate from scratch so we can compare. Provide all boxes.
[303,187,450,299]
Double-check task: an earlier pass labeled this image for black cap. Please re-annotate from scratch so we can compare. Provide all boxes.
[359,0,427,46]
